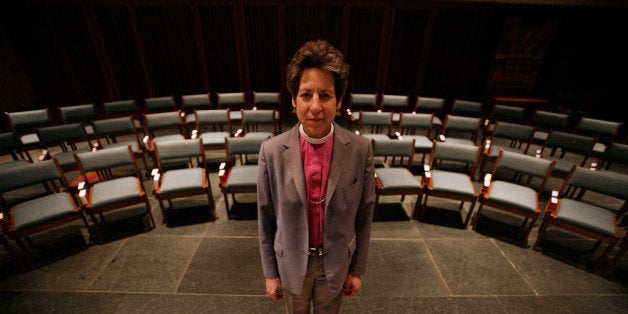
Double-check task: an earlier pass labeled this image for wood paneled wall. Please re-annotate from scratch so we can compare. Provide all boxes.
[1,0,626,120]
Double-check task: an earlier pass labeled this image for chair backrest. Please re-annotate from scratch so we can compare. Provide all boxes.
[218,92,246,111]
[574,116,622,145]
[529,110,569,131]
[490,121,535,154]
[561,165,628,211]
[602,141,628,170]
[180,94,210,113]
[381,94,409,112]
[451,100,483,118]
[241,109,277,134]
[195,109,231,133]
[92,116,137,136]
[74,145,136,174]
[415,97,444,116]
[429,140,482,174]
[398,112,434,137]
[492,150,555,190]
[144,96,178,113]
[6,108,54,135]
[371,138,415,168]
[253,92,279,109]
[59,104,98,125]
[36,123,90,151]
[442,115,482,144]
[0,132,24,161]
[0,159,65,195]
[350,93,378,112]
[487,104,526,123]
[102,99,140,117]
[225,136,265,166]
[154,138,205,171]
[543,130,596,157]
[144,112,185,137]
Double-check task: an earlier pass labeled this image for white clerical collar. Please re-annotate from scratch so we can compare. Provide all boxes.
[299,123,334,145]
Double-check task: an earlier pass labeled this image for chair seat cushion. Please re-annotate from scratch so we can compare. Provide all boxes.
[486,180,537,213]
[225,165,258,189]
[159,168,205,195]
[230,111,242,121]
[375,168,421,190]
[555,198,616,238]
[20,133,40,146]
[592,142,606,155]
[402,135,433,152]
[91,176,142,209]
[392,113,400,123]
[552,158,575,175]
[433,117,442,127]
[13,193,76,231]
[533,131,548,142]
[0,160,30,171]
[431,170,476,196]
[489,145,523,158]
[200,132,229,146]
[244,132,273,140]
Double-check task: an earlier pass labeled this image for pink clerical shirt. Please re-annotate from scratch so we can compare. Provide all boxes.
[300,134,333,248]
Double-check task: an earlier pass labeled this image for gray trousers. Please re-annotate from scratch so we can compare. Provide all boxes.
[283,255,343,314]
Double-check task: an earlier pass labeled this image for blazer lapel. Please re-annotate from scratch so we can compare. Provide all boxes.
[325,123,351,211]
[282,126,308,207]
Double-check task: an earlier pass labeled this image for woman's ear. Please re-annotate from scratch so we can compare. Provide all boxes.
[336,100,343,111]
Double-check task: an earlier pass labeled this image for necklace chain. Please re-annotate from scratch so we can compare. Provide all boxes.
[307,197,326,205]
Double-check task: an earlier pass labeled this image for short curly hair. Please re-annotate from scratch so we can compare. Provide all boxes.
[286,39,350,102]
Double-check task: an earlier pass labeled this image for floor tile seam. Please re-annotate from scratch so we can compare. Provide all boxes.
[173,235,204,294]
[419,235,454,296]
[84,237,129,289]
[490,238,539,296]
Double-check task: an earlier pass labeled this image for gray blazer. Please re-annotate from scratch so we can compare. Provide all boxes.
[258,122,375,296]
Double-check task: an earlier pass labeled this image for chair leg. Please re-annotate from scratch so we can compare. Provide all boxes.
[157,199,168,225]
[593,242,618,273]
[463,200,477,228]
[532,220,550,250]
[223,192,231,219]
[521,216,538,247]
[420,194,429,221]
[14,238,35,267]
[206,191,216,221]
[144,198,156,229]
[471,202,485,230]
[603,242,627,278]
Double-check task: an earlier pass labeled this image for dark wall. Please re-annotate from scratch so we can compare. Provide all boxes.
[1,0,626,122]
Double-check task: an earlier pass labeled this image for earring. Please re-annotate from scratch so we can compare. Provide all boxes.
[292,107,296,114]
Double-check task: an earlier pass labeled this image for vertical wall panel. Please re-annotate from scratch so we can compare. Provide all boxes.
[347,7,383,94]
[136,4,203,97]
[285,6,343,59]
[199,4,239,94]
[385,9,427,96]
[94,3,147,100]
[245,4,280,93]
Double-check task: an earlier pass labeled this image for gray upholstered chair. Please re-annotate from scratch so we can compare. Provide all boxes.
[528,109,570,147]
[58,103,98,138]
[479,121,536,176]
[533,165,628,272]
[484,104,527,141]
[152,138,216,225]
[440,114,483,147]
[573,116,623,158]
[252,92,281,131]
[217,92,247,125]
[0,159,90,266]
[241,109,278,139]
[381,94,409,126]
[419,141,482,227]
[414,96,445,132]
[102,99,143,130]
[194,109,232,152]
[347,93,378,130]
[180,93,210,131]
[539,130,595,179]
[357,111,393,141]
[0,131,30,169]
[219,136,266,219]
[5,108,55,161]
[451,99,484,118]
[599,141,628,172]
[144,95,178,114]
[74,146,155,240]
[371,137,422,220]
[144,111,187,147]
[92,116,150,176]
[397,112,435,163]
[36,123,93,172]
[472,150,555,246]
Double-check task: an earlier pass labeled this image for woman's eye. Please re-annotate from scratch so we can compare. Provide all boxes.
[299,93,312,99]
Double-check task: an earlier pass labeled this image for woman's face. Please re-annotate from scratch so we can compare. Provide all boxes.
[292,67,342,139]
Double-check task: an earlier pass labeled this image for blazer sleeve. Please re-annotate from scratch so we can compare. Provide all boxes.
[257,141,279,279]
